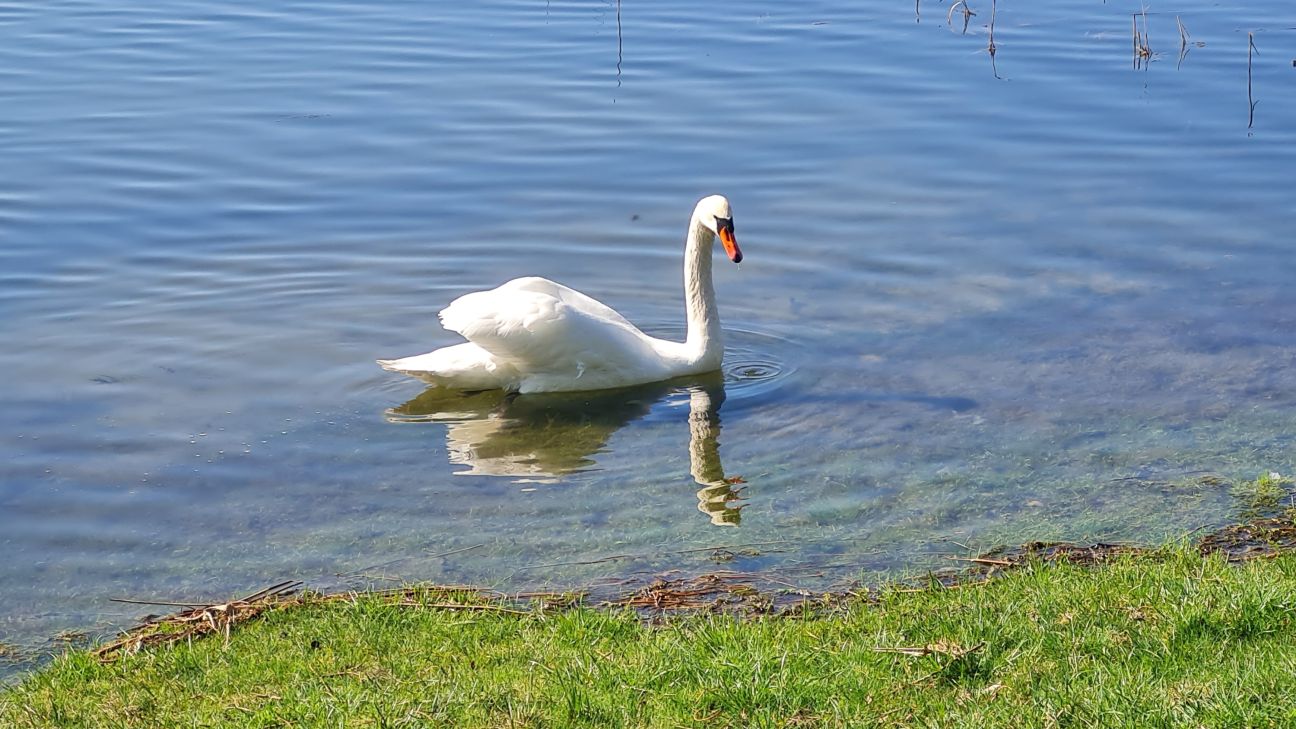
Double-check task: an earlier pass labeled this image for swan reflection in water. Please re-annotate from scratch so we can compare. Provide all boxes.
[386,373,745,525]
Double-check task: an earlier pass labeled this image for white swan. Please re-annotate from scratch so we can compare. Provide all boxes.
[378,194,743,393]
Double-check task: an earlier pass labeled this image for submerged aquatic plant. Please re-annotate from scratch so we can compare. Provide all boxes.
[1232,471,1294,516]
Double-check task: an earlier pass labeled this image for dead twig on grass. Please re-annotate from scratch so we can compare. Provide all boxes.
[875,641,987,685]
[94,581,303,661]
[949,556,1014,567]
[874,640,984,659]
[909,642,986,684]
[605,571,796,613]
[395,601,530,616]
[1200,512,1296,561]
[108,598,213,608]
[94,582,537,662]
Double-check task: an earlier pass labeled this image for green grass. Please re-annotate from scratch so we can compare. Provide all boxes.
[7,547,1296,727]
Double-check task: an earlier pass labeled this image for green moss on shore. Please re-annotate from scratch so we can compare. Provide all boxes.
[6,544,1296,728]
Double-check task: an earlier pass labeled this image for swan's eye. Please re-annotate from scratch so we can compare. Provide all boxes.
[715,216,733,232]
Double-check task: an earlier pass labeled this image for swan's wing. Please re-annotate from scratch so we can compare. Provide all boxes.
[500,276,640,330]
[439,277,658,377]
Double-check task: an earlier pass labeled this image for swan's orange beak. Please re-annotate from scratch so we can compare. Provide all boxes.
[719,226,742,263]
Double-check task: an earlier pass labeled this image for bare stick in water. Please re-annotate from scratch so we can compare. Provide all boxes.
[987,0,999,79]
[1132,9,1152,69]
[947,0,975,35]
[1248,32,1259,128]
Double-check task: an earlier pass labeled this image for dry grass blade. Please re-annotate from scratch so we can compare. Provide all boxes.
[93,581,540,662]
[235,580,301,604]
[394,600,531,616]
[511,590,587,600]
[108,598,213,608]
[949,556,1014,567]
[873,645,937,657]
[875,640,984,659]
[907,642,987,685]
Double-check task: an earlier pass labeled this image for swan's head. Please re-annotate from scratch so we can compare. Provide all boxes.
[695,194,742,264]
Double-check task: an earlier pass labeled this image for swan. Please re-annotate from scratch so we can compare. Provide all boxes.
[378,194,743,393]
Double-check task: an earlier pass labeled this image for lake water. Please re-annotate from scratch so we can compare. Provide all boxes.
[3,0,1296,675]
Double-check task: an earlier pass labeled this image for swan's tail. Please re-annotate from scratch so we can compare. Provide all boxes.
[377,343,515,390]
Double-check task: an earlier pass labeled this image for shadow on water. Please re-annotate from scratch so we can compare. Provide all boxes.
[385,373,745,526]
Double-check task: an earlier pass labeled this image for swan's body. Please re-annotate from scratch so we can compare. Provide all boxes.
[378,195,743,393]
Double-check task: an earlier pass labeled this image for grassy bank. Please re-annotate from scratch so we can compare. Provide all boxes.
[6,541,1296,727]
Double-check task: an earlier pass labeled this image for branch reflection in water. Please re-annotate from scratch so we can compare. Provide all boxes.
[385,374,745,526]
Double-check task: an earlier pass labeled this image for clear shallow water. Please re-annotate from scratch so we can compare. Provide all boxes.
[3,0,1296,672]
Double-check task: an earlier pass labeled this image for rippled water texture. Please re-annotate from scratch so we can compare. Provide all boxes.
[3,0,1296,673]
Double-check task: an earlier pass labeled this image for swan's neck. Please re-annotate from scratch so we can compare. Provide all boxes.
[683,217,723,368]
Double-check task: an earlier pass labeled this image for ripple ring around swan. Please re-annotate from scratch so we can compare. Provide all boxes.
[639,323,797,403]
[720,326,797,401]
